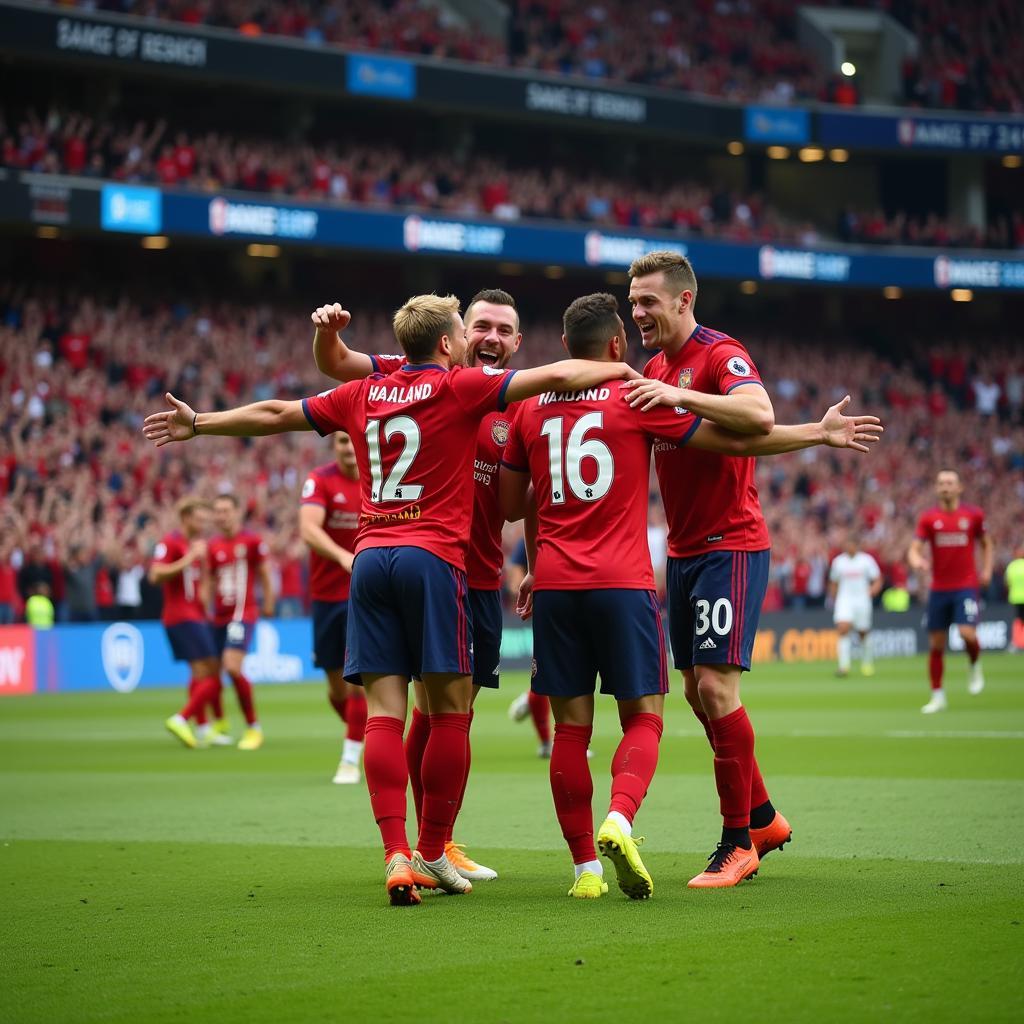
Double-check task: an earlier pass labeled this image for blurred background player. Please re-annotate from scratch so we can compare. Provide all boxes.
[908,470,993,713]
[150,497,222,749]
[143,293,637,905]
[310,290,526,881]
[502,292,883,898]
[209,494,274,750]
[299,431,366,784]
[1006,546,1024,653]
[828,536,883,677]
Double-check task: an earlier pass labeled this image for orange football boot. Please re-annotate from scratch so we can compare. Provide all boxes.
[687,842,760,888]
[385,853,421,906]
[750,811,792,860]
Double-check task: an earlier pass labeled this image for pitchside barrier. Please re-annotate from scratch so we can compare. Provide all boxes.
[0,606,1019,696]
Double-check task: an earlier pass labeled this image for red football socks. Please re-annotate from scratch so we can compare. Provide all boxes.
[550,723,596,864]
[695,705,770,813]
[180,675,220,721]
[445,710,474,845]
[709,706,755,830]
[929,650,944,690]
[964,638,980,665]
[528,691,552,744]
[190,676,209,726]
[230,672,258,726]
[363,716,410,861]
[609,713,663,823]
[345,692,367,743]
[211,687,225,721]
[417,713,472,861]
[404,707,431,829]
[328,693,347,723]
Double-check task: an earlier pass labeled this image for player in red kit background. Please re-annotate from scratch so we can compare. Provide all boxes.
[209,493,275,750]
[299,431,365,783]
[908,469,993,713]
[150,497,221,749]
[143,292,637,906]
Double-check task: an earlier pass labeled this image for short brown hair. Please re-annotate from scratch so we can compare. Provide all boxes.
[213,493,241,509]
[563,293,621,358]
[628,250,698,300]
[176,496,210,520]
[466,288,519,331]
[392,294,460,362]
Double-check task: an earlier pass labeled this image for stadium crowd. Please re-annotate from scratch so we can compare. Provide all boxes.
[46,0,1024,113]
[1,286,1022,625]
[4,107,1020,251]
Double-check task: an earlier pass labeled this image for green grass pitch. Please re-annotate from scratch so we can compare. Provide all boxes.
[3,655,1023,1023]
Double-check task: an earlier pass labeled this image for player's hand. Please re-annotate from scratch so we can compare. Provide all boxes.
[621,378,687,411]
[338,550,354,574]
[820,396,884,453]
[516,572,535,621]
[143,393,198,447]
[980,571,992,588]
[311,303,351,333]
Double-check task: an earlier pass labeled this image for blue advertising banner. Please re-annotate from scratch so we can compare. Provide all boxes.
[100,183,162,233]
[818,110,1024,154]
[34,618,317,693]
[346,54,416,100]
[744,105,809,144]
[150,189,1024,291]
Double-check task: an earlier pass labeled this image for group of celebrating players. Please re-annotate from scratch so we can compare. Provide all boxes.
[144,250,893,905]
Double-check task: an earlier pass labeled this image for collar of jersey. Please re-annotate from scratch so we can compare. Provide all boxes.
[400,362,447,373]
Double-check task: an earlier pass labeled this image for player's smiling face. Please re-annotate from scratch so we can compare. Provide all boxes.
[466,301,521,369]
[628,272,682,350]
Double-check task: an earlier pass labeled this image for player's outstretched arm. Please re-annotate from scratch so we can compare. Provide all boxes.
[624,379,775,434]
[503,359,640,404]
[311,303,375,381]
[687,397,882,456]
[142,393,311,446]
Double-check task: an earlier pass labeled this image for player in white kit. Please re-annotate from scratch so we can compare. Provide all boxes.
[828,536,883,677]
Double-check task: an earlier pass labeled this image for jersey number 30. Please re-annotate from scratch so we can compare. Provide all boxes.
[540,412,614,504]
[366,416,423,503]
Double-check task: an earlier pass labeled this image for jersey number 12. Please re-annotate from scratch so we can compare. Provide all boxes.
[366,416,424,503]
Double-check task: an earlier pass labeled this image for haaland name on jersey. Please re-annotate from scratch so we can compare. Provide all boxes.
[368,382,434,404]
[538,386,612,406]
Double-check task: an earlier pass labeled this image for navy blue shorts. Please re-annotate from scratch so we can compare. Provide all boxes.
[469,588,502,689]
[312,599,348,672]
[667,550,770,672]
[531,589,668,701]
[165,621,218,663]
[344,546,473,685]
[212,621,255,654]
[927,588,980,632]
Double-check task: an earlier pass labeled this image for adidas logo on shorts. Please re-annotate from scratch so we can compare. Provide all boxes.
[699,637,717,650]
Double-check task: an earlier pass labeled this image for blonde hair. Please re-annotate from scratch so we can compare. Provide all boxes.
[176,496,210,520]
[392,293,461,361]
[628,250,698,300]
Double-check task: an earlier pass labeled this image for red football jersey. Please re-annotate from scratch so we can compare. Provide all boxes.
[502,384,701,589]
[302,362,517,571]
[644,325,771,558]
[914,504,986,591]
[371,353,510,590]
[208,531,268,625]
[152,531,206,626]
[301,462,361,602]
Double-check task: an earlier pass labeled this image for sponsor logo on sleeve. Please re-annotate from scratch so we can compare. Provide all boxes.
[727,356,752,377]
[301,478,316,499]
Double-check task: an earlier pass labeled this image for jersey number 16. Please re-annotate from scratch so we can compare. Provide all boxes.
[540,412,614,504]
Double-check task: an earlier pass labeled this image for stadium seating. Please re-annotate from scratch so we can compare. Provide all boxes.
[1,287,1021,622]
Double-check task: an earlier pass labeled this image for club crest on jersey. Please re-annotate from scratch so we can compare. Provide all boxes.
[678,368,693,390]
[727,356,752,377]
[491,420,510,446]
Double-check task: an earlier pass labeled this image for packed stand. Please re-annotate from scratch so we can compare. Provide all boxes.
[894,0,1024,114]
[6,107,1022,251]
[2,286,1023,624]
